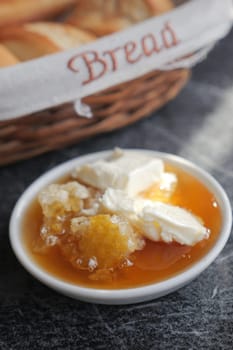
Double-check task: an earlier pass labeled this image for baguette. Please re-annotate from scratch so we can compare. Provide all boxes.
[0,22,95,61]
[0,0,77,28]
[0,43,19,67]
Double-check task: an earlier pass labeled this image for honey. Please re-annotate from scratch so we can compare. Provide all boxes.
[22,163,222,289]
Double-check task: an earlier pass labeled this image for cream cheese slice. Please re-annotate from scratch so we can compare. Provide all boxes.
[101,188,209,246]
[74,149,164,196]
[138,201,209,246]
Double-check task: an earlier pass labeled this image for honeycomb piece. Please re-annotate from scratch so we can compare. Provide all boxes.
[38,181,90,218]
[37,179,145,281]
[70,214,144,273]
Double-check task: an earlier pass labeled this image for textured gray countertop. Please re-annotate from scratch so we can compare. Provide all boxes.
[1,28,233,350]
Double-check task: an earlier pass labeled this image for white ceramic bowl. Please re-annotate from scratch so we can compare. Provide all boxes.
[9,150,232,305]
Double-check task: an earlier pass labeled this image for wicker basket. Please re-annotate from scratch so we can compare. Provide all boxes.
[0,0,190,166]
[0,69,190,166]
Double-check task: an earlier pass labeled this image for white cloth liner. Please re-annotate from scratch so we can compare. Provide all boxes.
[0,0,232,121]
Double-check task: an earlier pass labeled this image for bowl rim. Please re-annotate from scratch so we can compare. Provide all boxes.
[9,149,232,304]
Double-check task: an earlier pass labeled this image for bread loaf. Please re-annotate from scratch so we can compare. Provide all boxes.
[66,0,174,36]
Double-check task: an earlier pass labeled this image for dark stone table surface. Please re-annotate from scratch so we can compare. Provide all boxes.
[1,28,233,350]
